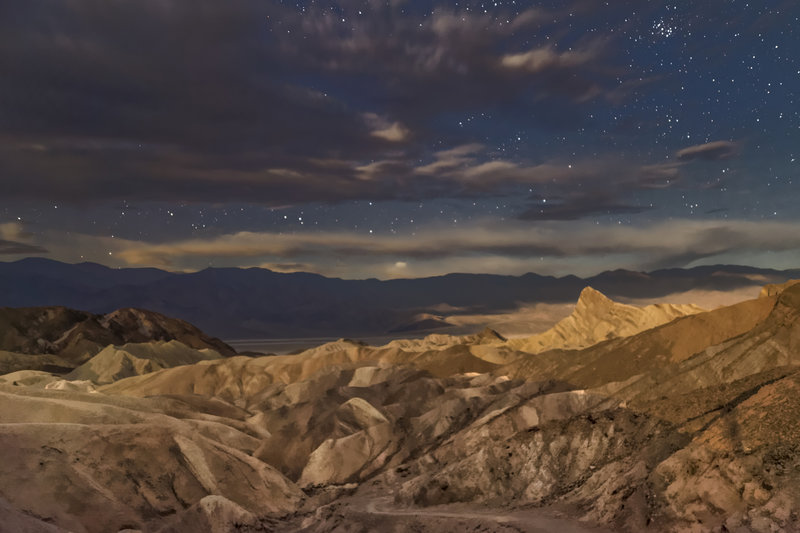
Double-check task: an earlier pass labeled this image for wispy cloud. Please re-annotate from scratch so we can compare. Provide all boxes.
[676,140,739,161]
[0,222,48,255]
[500,46,596,72]
[100,219,800,278]
[364,113,411,142]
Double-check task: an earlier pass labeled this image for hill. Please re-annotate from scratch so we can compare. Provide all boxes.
[0,306,235,367]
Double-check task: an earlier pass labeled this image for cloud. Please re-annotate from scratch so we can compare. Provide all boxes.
[500,46,595,72]
[343,143,681,213]
[370,123,410,142]
[676,141,739,161]
[259,262,314,274]
[0,1,393,204]
[414,144,484,175]
[0,0,697,210]
[411,146,682,216]
[357,142,650,200]
[114,222,605,269]
[287,3,610,108]
[384,260,410,279]
[0,222,25,241]
[114,227,562,267]
[0,240,48,255]
[363,113,410,142]
[0,222,48,254]
[106,218,800,277]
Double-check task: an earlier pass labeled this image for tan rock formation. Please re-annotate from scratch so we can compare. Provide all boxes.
[508,286,704,354]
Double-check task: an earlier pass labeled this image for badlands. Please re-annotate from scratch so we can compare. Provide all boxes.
[2,282,800,532]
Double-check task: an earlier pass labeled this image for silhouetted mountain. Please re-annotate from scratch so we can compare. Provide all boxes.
[587,265,799,297]
[1,259,797,338]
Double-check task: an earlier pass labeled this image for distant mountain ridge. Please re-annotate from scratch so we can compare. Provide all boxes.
[1,258,798,338]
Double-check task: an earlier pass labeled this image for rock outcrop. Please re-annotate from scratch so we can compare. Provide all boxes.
[508,286,704,354]
[0,306,235,365]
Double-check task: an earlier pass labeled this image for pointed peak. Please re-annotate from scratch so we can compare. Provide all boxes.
[577,286,613,306]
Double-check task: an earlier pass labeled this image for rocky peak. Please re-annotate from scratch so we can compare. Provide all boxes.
[508,286,703,355]
[575,286,615,313]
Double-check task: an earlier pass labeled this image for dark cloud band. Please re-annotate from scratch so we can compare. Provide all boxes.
[0,240,48,255]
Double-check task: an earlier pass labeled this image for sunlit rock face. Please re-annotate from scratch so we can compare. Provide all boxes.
[507,286,705,355]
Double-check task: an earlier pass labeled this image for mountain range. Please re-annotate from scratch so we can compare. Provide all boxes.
[2,258,798,339]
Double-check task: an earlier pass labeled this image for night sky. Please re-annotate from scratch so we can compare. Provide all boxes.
[1,0,799,279]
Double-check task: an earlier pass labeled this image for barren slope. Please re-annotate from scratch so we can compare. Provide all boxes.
[0,385,301,533]
[67,340,223,384]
